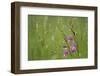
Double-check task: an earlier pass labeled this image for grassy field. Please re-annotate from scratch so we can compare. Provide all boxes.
[28,15,88,60]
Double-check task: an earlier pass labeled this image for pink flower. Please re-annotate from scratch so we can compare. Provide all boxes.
[64,50,69,57]
[70,46,77,53]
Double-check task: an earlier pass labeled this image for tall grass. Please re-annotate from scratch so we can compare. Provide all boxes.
[28,15,88,60]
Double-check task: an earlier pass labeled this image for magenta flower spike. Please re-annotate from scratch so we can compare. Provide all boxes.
[63,33,78,56]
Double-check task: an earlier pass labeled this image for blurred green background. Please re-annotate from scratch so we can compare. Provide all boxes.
[28,15,88,60]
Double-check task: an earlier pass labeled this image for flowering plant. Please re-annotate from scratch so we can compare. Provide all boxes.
[57,18,79,58]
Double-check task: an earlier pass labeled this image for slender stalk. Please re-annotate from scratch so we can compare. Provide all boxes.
[70,18,80,56]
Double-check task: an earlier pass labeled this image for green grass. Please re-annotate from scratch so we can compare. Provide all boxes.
[28,15,88,60]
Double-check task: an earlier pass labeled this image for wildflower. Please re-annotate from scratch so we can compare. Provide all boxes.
[64,50,69,57]
[70,45,77,53]
[63,34,77,56]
